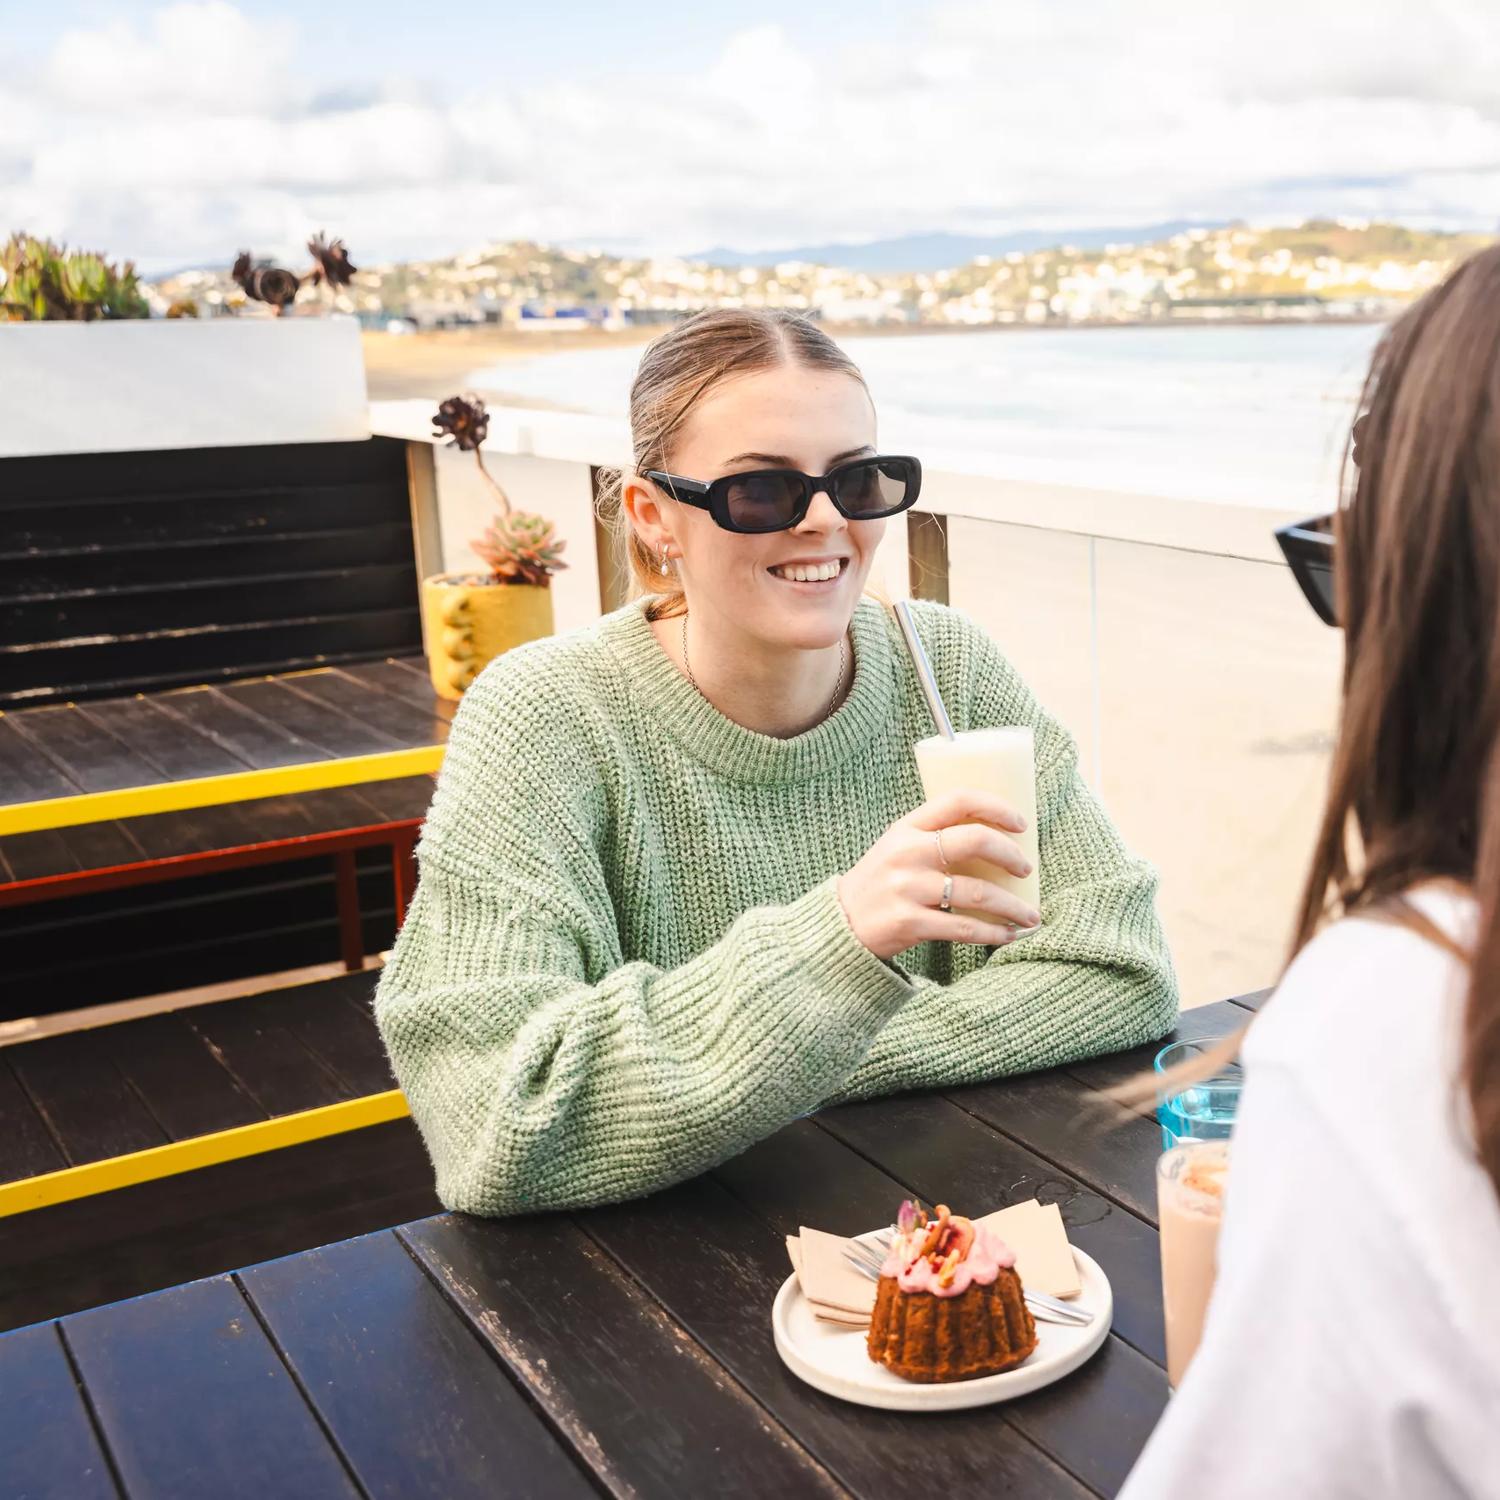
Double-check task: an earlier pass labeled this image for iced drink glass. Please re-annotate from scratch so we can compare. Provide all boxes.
[1157,1139,1229,1389]
[913,727,1040,920]
[1154,1038,1242,1150]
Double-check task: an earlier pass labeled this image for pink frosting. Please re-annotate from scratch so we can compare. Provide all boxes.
[881,1222,1016,1299]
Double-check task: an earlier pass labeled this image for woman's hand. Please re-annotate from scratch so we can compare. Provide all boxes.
[835,791,1041,960]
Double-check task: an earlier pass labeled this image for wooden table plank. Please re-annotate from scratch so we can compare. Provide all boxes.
[583,1173,1092,1497]
[104,1014,268,1141]
[0,1054,67,1181]
[219,679,407,758]
[1227,987,1273,1013]
[714,1115,1167,1496]
[0,1321,119,1500]
[1062,1002,1246,1096]
[240,1231,595,1500]
[284,670,450,749]
[179,997,356,1118]
[152,685,331,771]
[5,1027,167,1166]
[62,1275,360,1500]
[400,1213,851,1499]
[4,706,161,793]
[0,718,81,804]
[946,1073,1163,1225]
[78,698,252,782]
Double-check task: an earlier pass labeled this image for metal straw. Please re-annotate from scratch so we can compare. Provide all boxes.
[893,599,955,739]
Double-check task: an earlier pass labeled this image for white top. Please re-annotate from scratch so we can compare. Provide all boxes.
[1122,884,1500,1500]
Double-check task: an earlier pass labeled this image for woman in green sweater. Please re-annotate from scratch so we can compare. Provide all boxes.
[375,309,1179,1216]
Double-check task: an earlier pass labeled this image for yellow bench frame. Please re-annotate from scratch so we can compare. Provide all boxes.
[0,745,446,837]
[0,1089,416,1218]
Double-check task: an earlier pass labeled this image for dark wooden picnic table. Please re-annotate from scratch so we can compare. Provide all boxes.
[0,994,1263,1500]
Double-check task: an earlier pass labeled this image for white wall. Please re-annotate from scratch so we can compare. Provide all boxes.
[1,319,370,458]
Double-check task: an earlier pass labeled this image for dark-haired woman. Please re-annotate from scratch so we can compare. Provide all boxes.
[1122,249,1500,1496]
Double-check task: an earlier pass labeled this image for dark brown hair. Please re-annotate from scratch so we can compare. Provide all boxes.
[1291,243,1500,1193]
[595,308,869,620]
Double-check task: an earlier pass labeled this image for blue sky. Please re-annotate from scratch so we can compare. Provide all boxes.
[4,1,1498,273]
[6,1,919,89]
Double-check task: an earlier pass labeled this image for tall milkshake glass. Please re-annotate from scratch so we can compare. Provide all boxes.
[1156,1139,1230,1389]
[914,726,1040,919]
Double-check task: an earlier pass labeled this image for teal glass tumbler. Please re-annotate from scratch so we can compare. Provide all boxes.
[1154,1038,1241,1150]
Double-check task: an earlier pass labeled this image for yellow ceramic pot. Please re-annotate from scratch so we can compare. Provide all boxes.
[421,573,555,699]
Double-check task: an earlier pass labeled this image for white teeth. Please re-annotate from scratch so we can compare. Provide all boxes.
[773,561,842,582]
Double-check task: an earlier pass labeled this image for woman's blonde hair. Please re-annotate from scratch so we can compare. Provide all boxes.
[596,309,870,620]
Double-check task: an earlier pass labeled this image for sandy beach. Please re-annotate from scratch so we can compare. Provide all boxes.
[362,326,658,405]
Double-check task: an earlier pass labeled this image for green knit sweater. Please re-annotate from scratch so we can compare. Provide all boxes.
[374,595,1178,1216]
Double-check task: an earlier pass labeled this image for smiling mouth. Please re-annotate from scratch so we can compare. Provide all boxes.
[768,559,850,585]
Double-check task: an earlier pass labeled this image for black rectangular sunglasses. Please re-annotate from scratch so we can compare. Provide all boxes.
[1274,513,1338,627]
[645,454,922,534]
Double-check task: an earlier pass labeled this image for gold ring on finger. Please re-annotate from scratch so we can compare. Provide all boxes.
[934,828,951,872]
[939,874,954,912]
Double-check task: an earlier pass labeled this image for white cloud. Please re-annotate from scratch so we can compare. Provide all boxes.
[5,0,1498,272]
[44,2,294,116]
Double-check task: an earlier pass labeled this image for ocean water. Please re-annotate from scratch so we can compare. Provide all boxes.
[466,321,1386,512]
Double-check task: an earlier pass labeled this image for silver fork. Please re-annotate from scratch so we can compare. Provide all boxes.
[841,1238,1093,1327]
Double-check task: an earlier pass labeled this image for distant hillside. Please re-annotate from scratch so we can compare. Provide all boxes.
[147,220,1496,328]
[689,222,1217,272]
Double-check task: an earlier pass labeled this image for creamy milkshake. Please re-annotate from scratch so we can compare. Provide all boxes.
[1157,1140,1230,1388]
[914,727,1040,918]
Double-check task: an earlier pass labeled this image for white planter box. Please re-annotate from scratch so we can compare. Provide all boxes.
[0,317,370,458]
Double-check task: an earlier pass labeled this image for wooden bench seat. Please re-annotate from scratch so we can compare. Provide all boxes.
[0,972,402,1192]
[0,970,436,1333]
[0,655,450,831]
[1,656,447,983]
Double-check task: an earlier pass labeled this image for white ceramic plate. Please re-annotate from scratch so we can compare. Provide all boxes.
[772,1235,1113,1411]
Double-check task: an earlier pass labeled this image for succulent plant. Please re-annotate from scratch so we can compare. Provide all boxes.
[434,393,569,587]
[473,511,569,586]
[0,233,149,321]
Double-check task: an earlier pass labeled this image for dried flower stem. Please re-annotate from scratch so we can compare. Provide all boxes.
[474,449,513,518]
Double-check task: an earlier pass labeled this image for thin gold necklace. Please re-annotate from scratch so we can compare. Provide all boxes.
[681,613,847,724]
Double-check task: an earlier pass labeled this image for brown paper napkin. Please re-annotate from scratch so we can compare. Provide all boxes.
[791,1228,879,1321]
[975,1201,1082,1299]
[786,1198,1078,1327]
[784,1238,871,1325]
